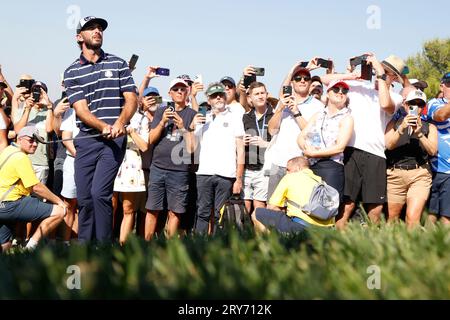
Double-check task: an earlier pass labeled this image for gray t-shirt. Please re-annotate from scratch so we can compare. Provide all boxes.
[150,105,196,172]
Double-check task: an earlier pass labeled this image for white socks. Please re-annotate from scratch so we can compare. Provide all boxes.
[25,238,38,250]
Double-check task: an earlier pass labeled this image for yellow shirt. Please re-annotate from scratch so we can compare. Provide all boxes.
[0,145,40,201]
[269,169,335,227]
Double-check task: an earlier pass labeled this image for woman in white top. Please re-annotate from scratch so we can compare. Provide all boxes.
[297,80,354,199]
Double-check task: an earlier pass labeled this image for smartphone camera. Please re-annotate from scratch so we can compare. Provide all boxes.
[350,54,369,68]
[283,85,292,96]
[156,68,170,76]
[17,79,35,94]
[198,106,208,117]
[129,54,139,70]
[167,102,175,112]
[152,96,163,104]
[32,86,41,102]
[317,58,332,69]
[254,67,265,76]
[244,74,257,89]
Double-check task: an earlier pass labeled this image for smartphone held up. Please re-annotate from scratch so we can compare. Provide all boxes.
[129,54,139,70]
[156,68,170,76]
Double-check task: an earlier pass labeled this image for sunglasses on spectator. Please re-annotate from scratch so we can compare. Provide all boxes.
[293,75,311,82]
[223,83,235,89]
[209,92,226,99]
[22,137,38,144]
[171,87,187,92]
[407,100,426,108]
[330,87,349,94]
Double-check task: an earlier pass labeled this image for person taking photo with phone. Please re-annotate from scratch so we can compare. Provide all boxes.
[63,16,138,243]
[267,60,324,199]
[321,53,404,229]
[145,78,196,240]
[384,88,437,228]
[297,80,354,200]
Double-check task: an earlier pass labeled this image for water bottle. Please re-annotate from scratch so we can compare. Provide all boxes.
[307,130,321,147]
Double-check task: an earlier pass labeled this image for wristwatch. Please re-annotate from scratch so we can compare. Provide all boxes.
[293,112,302,118]
[376,74,387,81]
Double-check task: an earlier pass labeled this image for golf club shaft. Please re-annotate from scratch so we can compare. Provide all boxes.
[36,125,130,144]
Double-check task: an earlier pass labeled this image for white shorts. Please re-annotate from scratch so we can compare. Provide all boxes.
[33,165,49,184]
[242,168,269,202]
[61,155,77,199]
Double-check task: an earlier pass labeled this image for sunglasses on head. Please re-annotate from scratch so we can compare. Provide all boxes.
[293,75,311,82]
[330,87,349,94]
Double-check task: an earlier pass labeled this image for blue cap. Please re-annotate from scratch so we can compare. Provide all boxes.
[441,72,450,83]
[220,76,236,87]
[143,86,159,96]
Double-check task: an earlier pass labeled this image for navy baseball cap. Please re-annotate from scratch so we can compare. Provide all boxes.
[32,81,48,93]
[220,76,236,87]
[143,86,159,96]
[76,16,108,34]
[441,72,450,83]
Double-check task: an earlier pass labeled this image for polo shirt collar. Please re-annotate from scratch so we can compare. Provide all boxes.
[79,49,107,65]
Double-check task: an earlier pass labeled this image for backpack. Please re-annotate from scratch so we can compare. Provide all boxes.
[287,175,339,221]
[218,194,250,231]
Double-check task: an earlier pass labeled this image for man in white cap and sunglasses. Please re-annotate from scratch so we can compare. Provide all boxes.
[321,53,404,229]
[63,16,138,243]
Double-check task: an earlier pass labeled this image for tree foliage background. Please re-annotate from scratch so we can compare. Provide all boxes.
[406,38,450,98]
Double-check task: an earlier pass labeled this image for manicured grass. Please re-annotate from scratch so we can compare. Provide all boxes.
[1,222,449,299]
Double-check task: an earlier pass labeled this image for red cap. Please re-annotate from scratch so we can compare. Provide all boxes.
[327,80,349,92]
[292,66,311,79]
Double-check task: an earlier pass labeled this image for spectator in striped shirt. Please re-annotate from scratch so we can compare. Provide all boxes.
[63,16,138,243]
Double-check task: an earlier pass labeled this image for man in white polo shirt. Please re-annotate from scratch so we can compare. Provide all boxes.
[193,82,245,235]
[267,64,324,199]
[321,54,404,228]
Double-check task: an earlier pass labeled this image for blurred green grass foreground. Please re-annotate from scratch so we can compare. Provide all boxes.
[1,222,449,299]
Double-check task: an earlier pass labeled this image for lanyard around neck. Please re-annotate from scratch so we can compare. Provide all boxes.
[255,112,266,138]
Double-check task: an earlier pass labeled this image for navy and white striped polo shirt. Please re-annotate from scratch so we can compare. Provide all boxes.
[63,50,137,132]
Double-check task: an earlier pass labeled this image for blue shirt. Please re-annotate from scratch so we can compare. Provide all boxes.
[427,98,450,173]
[63,50,137,132]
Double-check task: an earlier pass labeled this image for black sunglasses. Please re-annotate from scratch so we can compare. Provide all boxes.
[209,92,226,99]
[330,87,349,94]
[293,75,311,82]
[407,100,425,108]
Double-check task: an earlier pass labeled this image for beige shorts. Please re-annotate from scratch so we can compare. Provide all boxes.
[386,165,432,204]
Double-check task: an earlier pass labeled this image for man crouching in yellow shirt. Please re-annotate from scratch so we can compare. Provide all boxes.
[253,156,335,233]
[0,126,67,252]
